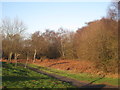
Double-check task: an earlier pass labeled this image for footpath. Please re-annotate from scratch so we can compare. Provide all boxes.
[17,63,119,89]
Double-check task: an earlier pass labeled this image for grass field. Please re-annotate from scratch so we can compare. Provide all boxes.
[2,62,75,88]
[28,64,119,86]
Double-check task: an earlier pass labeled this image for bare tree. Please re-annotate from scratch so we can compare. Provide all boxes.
[57,28,67,59]
[107,1,118,20]
[1,17,26,62]
[42,30,60,59]
[22,39,31,68]
[24,54,29,68]
[33,49,37,63]
[31,31,47,62]
[15,53,20,67]
[1,17,26,36]
[75,18,118,73]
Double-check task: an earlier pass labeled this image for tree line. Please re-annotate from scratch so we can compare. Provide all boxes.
[1,2,119,73]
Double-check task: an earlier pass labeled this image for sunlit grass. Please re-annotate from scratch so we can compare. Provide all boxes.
[28,64,119,86]
[2,62,75,88]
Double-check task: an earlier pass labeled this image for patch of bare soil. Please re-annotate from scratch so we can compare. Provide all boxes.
[35,59,96,73]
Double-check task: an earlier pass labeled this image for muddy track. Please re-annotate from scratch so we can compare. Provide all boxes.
[17,63,119,89]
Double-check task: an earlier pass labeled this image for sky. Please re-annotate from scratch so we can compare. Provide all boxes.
[1,2,111,33]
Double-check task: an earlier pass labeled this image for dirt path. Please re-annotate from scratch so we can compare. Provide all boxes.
[2,59,118,78]
[17,63,119,89]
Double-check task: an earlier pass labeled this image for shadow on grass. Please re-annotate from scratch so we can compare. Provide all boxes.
[2,76,49,82]
[80,84,106,88]
[79,76,118,89]
[84,75,105,85]
[79,75,106,88]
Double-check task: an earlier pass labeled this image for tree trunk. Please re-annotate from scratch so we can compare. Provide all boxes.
[14,53,17,66]
[25,54,29,68]
[9,52,13,63]
[14,53,17,60]
[33,49,37,63]
[61,41,65,58]
[15,59,18,67]
[15,53,20,67]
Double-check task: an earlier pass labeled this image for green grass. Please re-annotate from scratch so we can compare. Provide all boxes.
[28,64,119,86]
[2,62,75,88]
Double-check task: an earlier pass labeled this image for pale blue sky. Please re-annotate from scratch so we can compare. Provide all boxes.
[2,2,111,33]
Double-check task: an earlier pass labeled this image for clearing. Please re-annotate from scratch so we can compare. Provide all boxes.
[2,62,75,88]
[2,59,119,88]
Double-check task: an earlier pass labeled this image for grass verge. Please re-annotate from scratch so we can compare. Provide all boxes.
[28,63,119,86]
